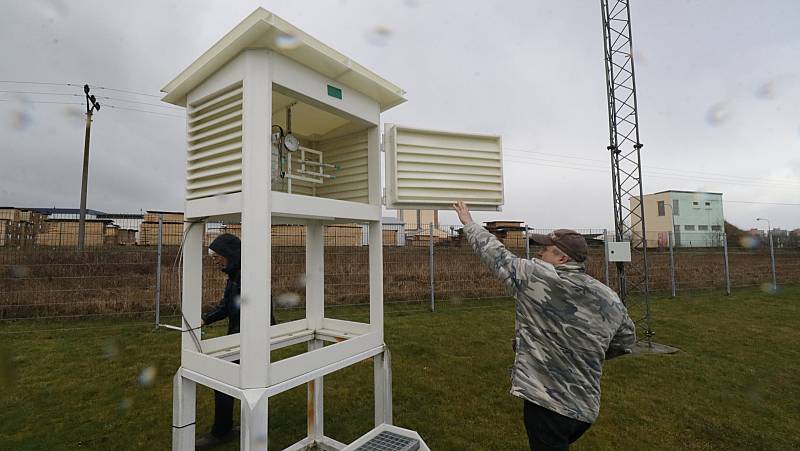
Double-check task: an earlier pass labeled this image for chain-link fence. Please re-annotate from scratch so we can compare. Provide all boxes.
[1,212,798,328]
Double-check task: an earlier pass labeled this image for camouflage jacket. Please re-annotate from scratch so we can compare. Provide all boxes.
[463,222,635,423]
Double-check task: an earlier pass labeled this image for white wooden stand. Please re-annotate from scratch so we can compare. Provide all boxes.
[165,29,397,448]
[162,9,494,450]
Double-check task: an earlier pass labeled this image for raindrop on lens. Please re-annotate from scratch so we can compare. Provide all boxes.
[62,106,83,121]
[274,33,301,50]
[275,292,301,308]
[760,282,778,294]
[254,432,268,444]
[738,235,760,250]
[9,265,31,278]
[138,366,158,387]
[8,110,33,131]
[102,340,119,359]
[0,348,17,386]
[118,397,132,412]
[705,102,730,126]
[755,80,777,99]
[365,26,392,46]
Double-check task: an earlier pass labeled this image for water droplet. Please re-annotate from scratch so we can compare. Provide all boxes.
[254,432,268,445]
[295,273,306,289]
[404,0,420,7]
[275,292,301,308]
[632,50,647,66]
[449,295,463,306]
[759,282,779,294]
[0,347,18,387]
[138,366,158,387]
[692,190,713,203]
[755,80,778,99]
[274,33,301,50]
[738,235,761,250]
[62,106,83,121]
[365,26,392,46]
[9,265,31,278]
[39,0,69,18]
[102,340,119,359]
[706,102,730,126]
[118,397,132,412]
[8,109,33,131]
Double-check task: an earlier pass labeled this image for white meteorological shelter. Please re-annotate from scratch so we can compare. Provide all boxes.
[160,7,505,451]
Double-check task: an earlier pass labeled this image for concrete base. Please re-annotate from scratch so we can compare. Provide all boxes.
[631,341,681,355]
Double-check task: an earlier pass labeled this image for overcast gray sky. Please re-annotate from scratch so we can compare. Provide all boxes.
[1,0,798,230]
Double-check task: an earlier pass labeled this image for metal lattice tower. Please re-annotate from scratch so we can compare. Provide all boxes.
[600,0,653,338]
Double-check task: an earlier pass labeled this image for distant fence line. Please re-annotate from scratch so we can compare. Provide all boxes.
[1,212,799,325]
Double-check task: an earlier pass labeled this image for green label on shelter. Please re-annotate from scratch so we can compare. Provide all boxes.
[327,85,342,99]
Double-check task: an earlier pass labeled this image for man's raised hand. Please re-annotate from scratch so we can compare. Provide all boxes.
[453,200,474,225]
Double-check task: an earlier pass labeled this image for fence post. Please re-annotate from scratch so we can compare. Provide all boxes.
[723,233,731,295]
[155,214,163,327]
[768,230,777,290]
[669,231,676,297]
[603,229,609,287]
[429,222,434,312]
[525,225,530,260]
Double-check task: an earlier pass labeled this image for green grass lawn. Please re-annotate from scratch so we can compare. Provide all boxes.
[1,286,799,450]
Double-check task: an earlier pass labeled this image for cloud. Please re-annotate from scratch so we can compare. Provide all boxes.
[1,0,798,230]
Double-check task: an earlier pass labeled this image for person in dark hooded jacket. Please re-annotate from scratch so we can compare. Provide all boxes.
[196,233,276,449]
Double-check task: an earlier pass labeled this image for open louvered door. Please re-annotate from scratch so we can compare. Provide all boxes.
[384,124,504,211]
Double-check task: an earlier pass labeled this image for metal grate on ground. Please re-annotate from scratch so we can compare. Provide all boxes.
[355,431,420,451]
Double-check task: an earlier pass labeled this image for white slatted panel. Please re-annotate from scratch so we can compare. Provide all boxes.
[385,125,503,210]
[315,131,369,203]
[185,82,244,200]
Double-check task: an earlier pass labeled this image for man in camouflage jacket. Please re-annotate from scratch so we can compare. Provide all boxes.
[453,201,635,451]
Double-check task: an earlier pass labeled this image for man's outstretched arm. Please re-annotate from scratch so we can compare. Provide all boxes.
[454,201,534,297]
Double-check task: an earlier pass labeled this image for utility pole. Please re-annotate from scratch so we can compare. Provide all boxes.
[78,84,100,251]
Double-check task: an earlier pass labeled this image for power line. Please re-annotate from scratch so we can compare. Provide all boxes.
[91,85,162,99]
[97,95,182,110]
[0,80,164,99]
[505,146,800,186]
[1,97,183,118]
[0,80,66,87]
[0,99,82,106]
[503,157,799,207]
[0,90,76,96]
[0,89,181,110]
[503,154,800,194]
[503,150,800,190]
[724,200,800,206]
[101,103,184,118]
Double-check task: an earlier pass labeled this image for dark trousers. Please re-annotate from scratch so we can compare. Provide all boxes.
[211,314,276,438]
[211,390,235,437]
[523,400,591,451]
[211,360,239,437]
